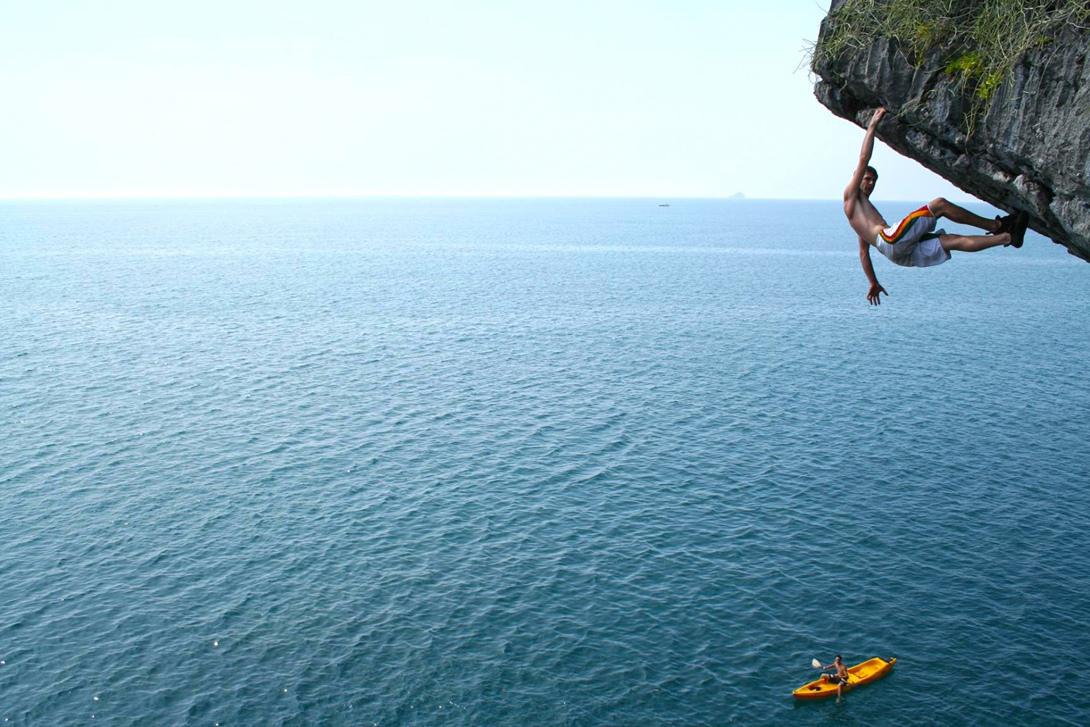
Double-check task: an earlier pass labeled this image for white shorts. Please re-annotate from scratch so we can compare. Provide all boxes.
[875,204,950,268]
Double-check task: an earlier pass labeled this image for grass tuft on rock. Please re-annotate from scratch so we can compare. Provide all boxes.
[814,0,1090,107]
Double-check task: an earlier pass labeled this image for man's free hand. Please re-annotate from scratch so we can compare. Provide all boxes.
[867,282,888,306]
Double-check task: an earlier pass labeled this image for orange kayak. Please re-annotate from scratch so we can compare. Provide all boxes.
[792,657,896,700]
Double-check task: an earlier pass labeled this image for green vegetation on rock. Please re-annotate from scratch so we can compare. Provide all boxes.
[814,0,1090,104]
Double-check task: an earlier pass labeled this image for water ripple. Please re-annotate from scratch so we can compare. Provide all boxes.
[0,199,1087,725]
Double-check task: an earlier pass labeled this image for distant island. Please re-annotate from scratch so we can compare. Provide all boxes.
[728,192,745,200]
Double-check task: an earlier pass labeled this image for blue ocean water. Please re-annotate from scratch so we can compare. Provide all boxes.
[1,198,1088,725]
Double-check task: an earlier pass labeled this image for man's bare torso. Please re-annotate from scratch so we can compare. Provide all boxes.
[845,192,887,246]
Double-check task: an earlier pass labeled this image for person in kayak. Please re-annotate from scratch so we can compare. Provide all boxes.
[819,654,851,700]
[845,106,1029,305]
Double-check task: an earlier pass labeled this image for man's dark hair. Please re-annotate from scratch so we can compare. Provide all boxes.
[864,166,878,179]
[835,654,842,662]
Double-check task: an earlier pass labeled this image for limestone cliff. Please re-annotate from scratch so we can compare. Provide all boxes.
[813,0,1090,261]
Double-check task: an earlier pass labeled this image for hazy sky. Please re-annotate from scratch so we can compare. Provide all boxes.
[3,0,970,200]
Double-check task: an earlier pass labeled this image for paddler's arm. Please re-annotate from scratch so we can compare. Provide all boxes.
[860,237,887,305]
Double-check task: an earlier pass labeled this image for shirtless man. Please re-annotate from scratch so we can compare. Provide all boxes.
[819,654,851,701]
[845,107,1029,305]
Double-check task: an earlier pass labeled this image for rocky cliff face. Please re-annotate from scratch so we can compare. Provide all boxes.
[813,0,1090,261]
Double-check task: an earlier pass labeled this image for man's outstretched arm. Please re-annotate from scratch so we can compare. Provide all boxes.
[859,237,887,305]
[844,107,886,202]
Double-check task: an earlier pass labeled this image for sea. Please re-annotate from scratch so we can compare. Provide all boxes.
[2,198,1088,726]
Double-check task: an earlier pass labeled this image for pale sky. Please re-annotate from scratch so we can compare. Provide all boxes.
[2,0,971,201]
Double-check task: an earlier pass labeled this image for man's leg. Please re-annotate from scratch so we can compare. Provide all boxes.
[941,209,1028,251]
[941,232,1011,252]
[929,197,1002,232]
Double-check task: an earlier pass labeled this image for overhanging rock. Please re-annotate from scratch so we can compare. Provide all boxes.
[813,1,1090,261]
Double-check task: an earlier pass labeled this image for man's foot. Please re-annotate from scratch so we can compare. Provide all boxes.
[991,213,1015,235]
[1007,210,1029,248]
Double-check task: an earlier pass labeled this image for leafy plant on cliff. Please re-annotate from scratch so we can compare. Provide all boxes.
[813,0,1090,132]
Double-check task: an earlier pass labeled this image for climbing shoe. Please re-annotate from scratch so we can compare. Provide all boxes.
[1007,211,1029,248]
[991,213,1015,235]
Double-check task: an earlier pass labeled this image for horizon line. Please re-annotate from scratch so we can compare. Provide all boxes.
[0,193,960,203]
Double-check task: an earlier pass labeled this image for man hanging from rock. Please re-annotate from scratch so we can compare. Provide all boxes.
[844,107,1028,305]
